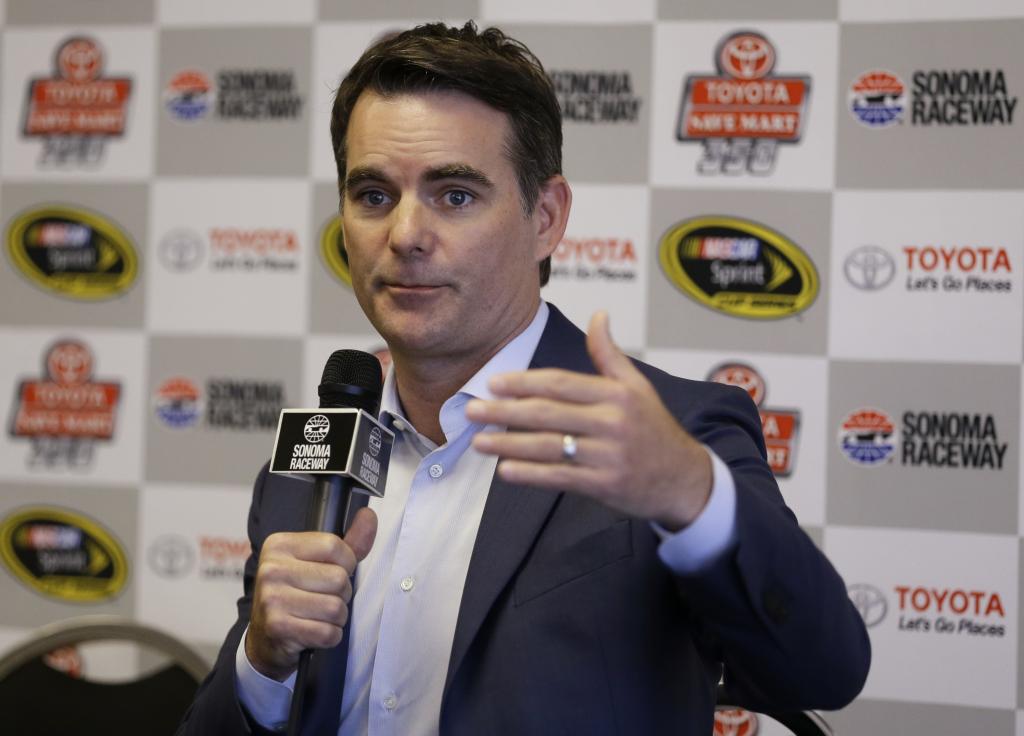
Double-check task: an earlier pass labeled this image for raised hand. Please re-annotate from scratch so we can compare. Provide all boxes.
[467,312,712,531]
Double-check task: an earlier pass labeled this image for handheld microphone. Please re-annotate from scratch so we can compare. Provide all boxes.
[283,350,388,533]
[271,349,393,736]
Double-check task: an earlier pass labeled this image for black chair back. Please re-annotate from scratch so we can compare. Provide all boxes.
[0,616,210,736]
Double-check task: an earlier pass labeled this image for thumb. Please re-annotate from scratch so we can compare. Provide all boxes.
[586,311,636,380]
[344,506,377,562]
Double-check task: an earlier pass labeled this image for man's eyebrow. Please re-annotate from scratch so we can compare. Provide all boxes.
[343,163,496,194]
[344,166,388,194]
[423,164,494,189]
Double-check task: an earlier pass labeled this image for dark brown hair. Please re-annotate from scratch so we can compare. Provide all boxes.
[330,21,562,285]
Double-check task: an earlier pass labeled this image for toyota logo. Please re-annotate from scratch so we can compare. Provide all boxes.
[848,583,888,627]
[46,340,93,385]
[159,229,205,272]
[714,708,759,736]
[57,37,103,83]
[148,535,196,578]
[844,246,896,291]
[718,32,775,80]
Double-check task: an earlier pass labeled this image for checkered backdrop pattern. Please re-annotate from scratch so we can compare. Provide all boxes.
[0,1,1022,734]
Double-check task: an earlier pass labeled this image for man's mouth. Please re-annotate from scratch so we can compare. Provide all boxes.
[382,281,446,294]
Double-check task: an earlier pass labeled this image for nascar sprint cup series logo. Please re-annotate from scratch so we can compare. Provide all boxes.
[677,31,810,174]
[320,214,352,287]
[0,506,128,602]
[659,216,818,320]
[7,204,138,300]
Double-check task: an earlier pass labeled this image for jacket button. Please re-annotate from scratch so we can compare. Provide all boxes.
[762,587,789,625]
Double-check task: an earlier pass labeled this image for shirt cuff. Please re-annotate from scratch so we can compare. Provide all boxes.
[653,446,737,574]
[234,625,296,732]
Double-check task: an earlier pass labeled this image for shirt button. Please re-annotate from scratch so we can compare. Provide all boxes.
[428,463,443,479]
[383,694,397,711]
[400,576,415,592]
[392,419,407,431]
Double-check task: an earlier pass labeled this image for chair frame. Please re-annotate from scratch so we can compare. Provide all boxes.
[0,615,209,682]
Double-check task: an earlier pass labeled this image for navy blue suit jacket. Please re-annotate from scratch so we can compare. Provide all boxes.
[177,305,869,735]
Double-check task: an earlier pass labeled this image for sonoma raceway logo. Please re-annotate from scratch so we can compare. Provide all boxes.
[901,411,1007,470]
[304,414,329,443]
[164,68,303,122]
[849,68,1017,127]
[839,407,1006,470]
[838,408,896,466]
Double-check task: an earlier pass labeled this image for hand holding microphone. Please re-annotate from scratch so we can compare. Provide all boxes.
[245,350,390,687]
[246,509,376,681]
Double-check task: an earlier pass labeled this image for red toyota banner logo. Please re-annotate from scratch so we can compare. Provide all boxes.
[676,30,810,174]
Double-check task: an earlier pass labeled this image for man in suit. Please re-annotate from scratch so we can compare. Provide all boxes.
[178,22,869,735]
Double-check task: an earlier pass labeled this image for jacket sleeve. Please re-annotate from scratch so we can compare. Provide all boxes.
[659,377,871,712]
[175,464,280,736]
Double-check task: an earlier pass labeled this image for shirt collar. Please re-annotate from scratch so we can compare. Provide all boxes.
[379,301,550,444]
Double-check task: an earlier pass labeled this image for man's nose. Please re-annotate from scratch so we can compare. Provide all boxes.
[388,197,435,256]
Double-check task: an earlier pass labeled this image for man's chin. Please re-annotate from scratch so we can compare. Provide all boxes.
[371,314,454,356]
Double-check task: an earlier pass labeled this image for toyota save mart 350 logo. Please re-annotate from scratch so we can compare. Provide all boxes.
[677,30,810,175]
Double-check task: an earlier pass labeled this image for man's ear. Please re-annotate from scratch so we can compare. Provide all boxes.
[533,175,572,261]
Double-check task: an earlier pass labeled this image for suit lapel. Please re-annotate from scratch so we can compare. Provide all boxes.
[443,474,560,698]
[443,305,595,701]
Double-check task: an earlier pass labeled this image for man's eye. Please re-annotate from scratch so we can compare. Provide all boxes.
[359,190,388,206]
[445,190,473,207]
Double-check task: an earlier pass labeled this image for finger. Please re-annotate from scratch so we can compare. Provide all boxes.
[247,611,345,677]
[286,614,346,651]
[466,397,603,434]
[259,557,355,597]
[264,531,357,571]
[586,311,638,382]
[344,507,377,563]
[276,614,346,651]
[487,368,614,403]
[280,586,353,626]
[474,431,611,467]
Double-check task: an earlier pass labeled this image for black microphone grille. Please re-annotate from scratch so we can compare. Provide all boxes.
[321,349,383,395]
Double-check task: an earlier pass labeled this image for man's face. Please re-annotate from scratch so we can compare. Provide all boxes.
[341,89,558,366]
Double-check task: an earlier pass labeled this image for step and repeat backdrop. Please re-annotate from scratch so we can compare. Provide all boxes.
[0,0,1022,733]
